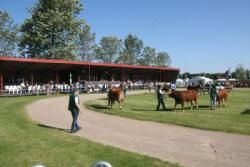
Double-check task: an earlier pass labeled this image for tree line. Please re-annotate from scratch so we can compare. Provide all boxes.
[0,0,171,67]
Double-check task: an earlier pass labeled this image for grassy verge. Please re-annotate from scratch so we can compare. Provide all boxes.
[0,96,180,167]
[85,88,250,135]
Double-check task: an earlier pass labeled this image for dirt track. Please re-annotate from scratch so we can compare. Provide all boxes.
[26,91,250,167]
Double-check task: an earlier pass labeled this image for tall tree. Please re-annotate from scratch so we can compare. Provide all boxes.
[95,36,122,63]
[120,34,143,64]
[19,0,84,59]
[235,64,247,80]
[224,67,231,79]
[246,69,250,79]
[0,11,18,56]
[139,46,156,66]
[75,23,96,61]
[155,52,171,67]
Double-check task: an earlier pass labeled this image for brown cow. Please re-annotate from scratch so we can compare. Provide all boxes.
[108,86,124,109]
[168,90,198,111]
[187,85,200,92]
[216,89,229,107]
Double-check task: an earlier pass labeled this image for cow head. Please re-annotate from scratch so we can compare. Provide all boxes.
[168,89,175,98]
[161,84,171,93]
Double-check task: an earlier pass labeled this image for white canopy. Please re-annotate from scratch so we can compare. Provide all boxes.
[188,76,213,86]
[175,78,185,86]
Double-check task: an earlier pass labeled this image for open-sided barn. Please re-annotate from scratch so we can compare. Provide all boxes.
[0,56,180,91]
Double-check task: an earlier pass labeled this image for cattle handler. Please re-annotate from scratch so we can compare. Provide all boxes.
[156,85,167,111]
[209,84,217,110]
[68,89,82,133]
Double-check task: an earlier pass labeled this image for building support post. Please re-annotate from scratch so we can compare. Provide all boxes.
[0,72,3,93]
[88,64,91,81]
[56,72,59,84]
[31,73,34,85]
[163,71,165,82]
[122,68,125,81]
[160,70,162,82]
[77,71,80,82]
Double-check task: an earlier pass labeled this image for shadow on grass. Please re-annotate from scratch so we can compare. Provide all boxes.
[132,108,173,112]
[168,105,210,111]
[132,108,156,112]
[89,104,110,110]
[38,124,70,133]
[198,105,211,109]
[241,109,250,115]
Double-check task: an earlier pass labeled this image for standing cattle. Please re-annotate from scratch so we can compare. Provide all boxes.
[216,89,229,107]
[187,85,200,92]
[108,86,124,109]
[168,90,198,111]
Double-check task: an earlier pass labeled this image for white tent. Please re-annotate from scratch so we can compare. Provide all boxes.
[188,76,213,86]
[175,78,185,87]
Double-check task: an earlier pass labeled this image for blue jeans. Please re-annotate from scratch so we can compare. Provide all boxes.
[210,96,216,110]
[70,109,80,132]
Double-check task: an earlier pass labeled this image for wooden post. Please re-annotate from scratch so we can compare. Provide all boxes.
[163,71,165,82]
[31,73,34,85]
[88,64,90,81]
[160,70,162,82]
[0,72,3,92]
[77,71,80,82]
[122,68,125,81]
[56,72,59,84]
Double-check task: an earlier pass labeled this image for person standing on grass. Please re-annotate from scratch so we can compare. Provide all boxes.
[68,89,81,133]
[209,84,217,110]
[156,85,167,111]
[124,82,128,97]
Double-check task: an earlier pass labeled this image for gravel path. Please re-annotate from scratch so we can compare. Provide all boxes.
[26,91,250,167]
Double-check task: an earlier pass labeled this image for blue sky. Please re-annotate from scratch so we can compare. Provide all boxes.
[1,0,250,73]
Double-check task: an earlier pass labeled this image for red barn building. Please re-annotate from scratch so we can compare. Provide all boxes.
[0,56,180,91]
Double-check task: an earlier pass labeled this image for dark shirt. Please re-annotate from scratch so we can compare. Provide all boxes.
[156,89,164,100]
[209,86,217,98]
[68,94,79,112]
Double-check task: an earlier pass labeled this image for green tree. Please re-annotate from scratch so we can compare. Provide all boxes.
[235,64,247,80]
[95,36,122,63]
[75,23,96,61]
[0,11,18,56]
[139,46,156,66]
[182,72,191,79]
[155,52,171,67]
[19,0,84,59]
[120,34,143,64]
[246,69,250,79]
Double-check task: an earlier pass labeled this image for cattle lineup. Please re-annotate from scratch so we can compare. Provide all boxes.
[107,81,231,111]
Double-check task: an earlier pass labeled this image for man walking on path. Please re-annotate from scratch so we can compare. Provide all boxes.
[68,89,81,133]
[156,85,166,111]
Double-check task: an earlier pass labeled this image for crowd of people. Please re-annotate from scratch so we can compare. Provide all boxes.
[1,79,154,96]
[3,81,83,95]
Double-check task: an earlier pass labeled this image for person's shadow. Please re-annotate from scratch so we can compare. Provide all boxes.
[89,104,109,109]
[38,124,71,133]
[241,109,250,115]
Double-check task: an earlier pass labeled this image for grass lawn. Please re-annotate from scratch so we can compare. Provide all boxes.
[0,96,180,167]
[85,88,250,135]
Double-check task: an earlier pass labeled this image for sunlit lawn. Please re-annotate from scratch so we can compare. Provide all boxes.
[85,88,250,135]
[0,96,180,167]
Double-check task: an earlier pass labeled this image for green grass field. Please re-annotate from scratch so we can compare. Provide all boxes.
[0,96,180,167]
[85,88,250,135]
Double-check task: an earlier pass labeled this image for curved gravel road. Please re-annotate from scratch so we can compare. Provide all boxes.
[26,91,250,167]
